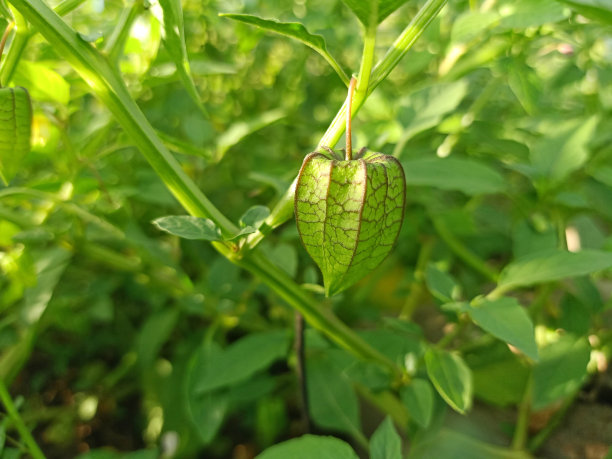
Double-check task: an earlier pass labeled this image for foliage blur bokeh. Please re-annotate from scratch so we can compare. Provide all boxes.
[1,0,612,457]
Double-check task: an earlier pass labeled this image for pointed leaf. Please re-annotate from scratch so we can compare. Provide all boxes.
[401,157,506,195]
[555,0,612,24]
[532,335,590,409]
[400,378,434,428]
[531,117,598,183]
[153,215,222,241]
[409,428,532,459]
[370,416,402,459]
[425,348,472,414]
[464,298,538,360]
[194,330,290,393]
[257,435,358,459]
[498,250,612,291]
[220,14,349,85]
[239,205,271,229]
[307,351,363,442]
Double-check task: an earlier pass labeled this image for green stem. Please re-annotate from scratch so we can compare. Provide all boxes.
[226,248,402,378]
[0,380,46,459]
[370,0,448,88]
[0,7,27,85]
[512,371,532,450]
[103,0,144,64]
[245,0,448,250]
[399,237,435,319]
[430,213,498,282]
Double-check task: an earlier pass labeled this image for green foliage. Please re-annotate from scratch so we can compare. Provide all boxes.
[1,0,611,457]
[0,87,31,184]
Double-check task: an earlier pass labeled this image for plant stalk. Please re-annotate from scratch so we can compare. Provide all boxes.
[0,380,46,459]
[345,77,357,160]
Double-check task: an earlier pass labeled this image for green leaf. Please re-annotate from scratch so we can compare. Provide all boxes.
[425,348,472,414]
[136,308,180,368]
[240,205,270,229]
[220,14,349,85]
[401,157,506,195]
[307,351,364,443]
[194,330,290,393]
[11,60,69,105]
[156,0,207,116]
[152,215,222,241]
[464,298,538,361]
[256,435,358,459]
[498,0,568,29]
[216,109,286,161]
[0,87,32,185]
[530,117,598,184]
[498,250,612,292]
[467,342,529,407]
[340,0,410,26]
[555,0,612,24]
[532,335,590,410]
[295,149,406,296]
[186,343,229,444]
[425,264,460,303]
[398,81,469,146]
[370,416,402,459]
[400,378,434,428]
[451,11,499,43]
[409,428,532,459]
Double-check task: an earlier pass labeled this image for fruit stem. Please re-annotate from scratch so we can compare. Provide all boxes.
[0,22,15,88]
[346,76,357,160]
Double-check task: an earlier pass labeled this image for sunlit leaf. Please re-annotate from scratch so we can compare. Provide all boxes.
[220,14,349,85]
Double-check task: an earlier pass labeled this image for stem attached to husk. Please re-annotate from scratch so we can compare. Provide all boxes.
[345,76,357,160]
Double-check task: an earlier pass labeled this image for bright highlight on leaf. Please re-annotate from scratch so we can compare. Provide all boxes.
[295,148,405,296]
[0,87,32,185]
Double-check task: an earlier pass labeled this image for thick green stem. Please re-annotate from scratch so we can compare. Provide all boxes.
[0,380,46,459]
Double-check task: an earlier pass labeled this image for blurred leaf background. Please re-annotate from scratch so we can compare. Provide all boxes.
[1,0,612,458]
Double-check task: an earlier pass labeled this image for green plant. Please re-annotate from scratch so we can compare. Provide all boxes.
[1,0,612,458]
